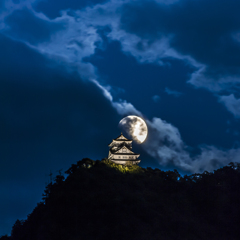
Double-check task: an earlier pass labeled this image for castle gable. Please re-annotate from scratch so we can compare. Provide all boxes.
[108,133,132,147]
[115,133,130,141]
[115,146,134,154]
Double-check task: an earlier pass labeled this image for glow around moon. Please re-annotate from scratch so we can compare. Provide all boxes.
[119,116,148,143]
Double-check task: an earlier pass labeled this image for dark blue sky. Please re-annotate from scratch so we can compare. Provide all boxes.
[1,0,240,236]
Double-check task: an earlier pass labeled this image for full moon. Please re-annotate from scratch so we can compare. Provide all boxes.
[119,115,148,143]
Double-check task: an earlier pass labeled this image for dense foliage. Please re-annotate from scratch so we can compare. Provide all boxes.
[2,159,240,240]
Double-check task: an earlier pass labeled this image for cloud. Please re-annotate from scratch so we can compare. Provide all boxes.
[4,7,65,44]
[1,0,177,78]
[112,100,142,116]
[33,0,109,19]
[192,146,240,172]
[2,0,240,95]
[152,95,160,102]
[219,94,240,118]
[143,117,240,173]
[91,79,113,101]
[144,117,193,171]
[188,65,240,92]
[165,87,182,97]
[1,1,107,80]
[119,0,240,92]
[91,79,142,116]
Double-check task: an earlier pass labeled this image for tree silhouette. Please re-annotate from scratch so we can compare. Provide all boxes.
[6,158,240,240]
[0,235,10,240]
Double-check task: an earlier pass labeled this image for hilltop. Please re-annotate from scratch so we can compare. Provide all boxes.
[1,159,240,240]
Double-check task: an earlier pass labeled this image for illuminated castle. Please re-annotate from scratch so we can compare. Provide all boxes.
[108,133,140,165]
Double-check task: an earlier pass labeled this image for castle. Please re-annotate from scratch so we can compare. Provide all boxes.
[108,133,140,165]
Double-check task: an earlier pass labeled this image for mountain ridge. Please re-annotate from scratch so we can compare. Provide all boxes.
[2,158,240,240]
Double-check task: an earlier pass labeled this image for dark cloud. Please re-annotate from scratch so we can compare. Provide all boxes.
[33,0,109,19]
[4,8,64,44]
[0,0,5,10]
[120,0,240,80]
[0,34,120,235]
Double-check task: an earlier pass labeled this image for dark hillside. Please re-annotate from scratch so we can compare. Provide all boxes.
[2,159,240,240]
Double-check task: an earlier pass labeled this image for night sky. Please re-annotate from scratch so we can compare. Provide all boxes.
[1,0,240,235]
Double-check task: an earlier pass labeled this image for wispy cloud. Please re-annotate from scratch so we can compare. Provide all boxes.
[152,95,160,102]
[144,118,240,173]
[91,79,142,116]
[165,87,183,97]
[219,94,240,118]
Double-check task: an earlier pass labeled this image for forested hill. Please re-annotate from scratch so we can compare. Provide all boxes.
[2,159,240,240]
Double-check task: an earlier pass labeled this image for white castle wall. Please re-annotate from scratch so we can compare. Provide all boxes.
[111,159,141,165]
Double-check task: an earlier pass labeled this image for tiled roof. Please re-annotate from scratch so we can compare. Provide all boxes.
[108,133,132,146]
[114,133,131,141]
[110,153,140,156]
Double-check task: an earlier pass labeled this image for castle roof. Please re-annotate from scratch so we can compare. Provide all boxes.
[114,145,134,154]
[108,133,132,147]
[114,133,130,141]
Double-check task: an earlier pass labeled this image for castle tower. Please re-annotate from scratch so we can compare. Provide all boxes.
[108,133,140,165]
